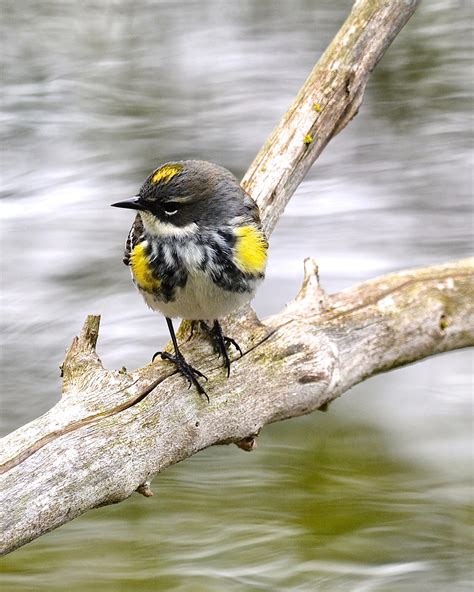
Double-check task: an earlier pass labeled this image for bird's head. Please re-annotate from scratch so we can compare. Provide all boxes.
[111,160,242,235]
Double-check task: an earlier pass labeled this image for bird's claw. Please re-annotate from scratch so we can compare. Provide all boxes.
[224,336,243,358]
[207,323,242,377]
[153,350,209,401]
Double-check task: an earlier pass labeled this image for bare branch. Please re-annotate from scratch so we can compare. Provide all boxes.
[1,257,472,554]
[242,0,421,234]
[3,0,465,557]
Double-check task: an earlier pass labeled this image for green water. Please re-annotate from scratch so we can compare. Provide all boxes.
[1,0,472,590]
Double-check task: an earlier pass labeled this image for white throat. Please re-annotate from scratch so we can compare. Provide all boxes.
[140,211,198,238]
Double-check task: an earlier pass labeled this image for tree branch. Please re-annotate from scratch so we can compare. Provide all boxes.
[1,257,473,554]
[4,0,468,557]
[242,0,422,233]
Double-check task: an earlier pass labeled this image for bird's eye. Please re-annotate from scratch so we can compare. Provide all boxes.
[163,202,179,216]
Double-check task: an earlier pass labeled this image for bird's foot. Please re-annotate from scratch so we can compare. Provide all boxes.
[201,321,243,377]
[152,350,209,401]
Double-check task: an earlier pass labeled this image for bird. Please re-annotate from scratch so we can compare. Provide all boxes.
[112,160,268,399]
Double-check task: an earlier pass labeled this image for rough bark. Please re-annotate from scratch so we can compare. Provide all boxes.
[242,0,422,234]
[4,0,469,557]
[1,257,473,555]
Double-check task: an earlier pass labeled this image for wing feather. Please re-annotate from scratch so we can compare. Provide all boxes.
[123,214,144,266]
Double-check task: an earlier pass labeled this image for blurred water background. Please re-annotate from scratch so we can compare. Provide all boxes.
[0,0,472,590]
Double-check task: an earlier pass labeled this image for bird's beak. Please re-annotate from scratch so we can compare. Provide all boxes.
[111,196,146,211]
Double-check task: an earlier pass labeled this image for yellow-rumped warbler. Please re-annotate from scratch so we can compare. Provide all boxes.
[112,160,268,399]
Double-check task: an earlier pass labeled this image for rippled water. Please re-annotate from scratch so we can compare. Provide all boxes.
[1,1,472,590]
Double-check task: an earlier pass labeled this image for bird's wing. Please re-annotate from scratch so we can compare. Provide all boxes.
[242,190,268,248]
[242,190,266,228]
[224,190,269,279]
[123,214,144,266]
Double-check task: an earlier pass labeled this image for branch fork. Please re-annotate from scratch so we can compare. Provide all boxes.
[3,0,472,558]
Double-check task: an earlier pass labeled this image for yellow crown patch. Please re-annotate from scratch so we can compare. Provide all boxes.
[151,164,183,185]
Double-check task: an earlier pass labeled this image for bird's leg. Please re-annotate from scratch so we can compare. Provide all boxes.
[201,320,243,377]
[153,317,209,401]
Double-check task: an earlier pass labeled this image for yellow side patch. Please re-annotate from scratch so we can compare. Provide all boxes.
[130,243,161,293]
[151,164,183,185]
[234,226,268,275]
